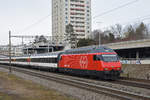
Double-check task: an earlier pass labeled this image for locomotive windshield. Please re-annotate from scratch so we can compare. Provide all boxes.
[95,54,119,62]
[101,54,119,62]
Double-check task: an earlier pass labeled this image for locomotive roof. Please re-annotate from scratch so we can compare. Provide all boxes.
[64,46,114,54]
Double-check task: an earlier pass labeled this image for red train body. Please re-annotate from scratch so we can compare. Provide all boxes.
[58,46,122,79]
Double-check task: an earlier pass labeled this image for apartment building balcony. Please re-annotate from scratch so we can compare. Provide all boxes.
[70,8,85,11]
[70,4,85,8]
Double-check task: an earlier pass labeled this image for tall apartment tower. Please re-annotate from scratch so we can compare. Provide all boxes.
[52,0,91,42]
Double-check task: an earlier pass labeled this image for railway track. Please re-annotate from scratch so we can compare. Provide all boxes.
[112,78,150,90]
[0,65,150,100]
[2,63,150,90]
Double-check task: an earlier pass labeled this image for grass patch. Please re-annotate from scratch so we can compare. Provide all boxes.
[0,71,76,100]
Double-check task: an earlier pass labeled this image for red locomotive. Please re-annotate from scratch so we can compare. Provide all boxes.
[58,46,122,79]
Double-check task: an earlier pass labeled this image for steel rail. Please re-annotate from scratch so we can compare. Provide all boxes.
[113,79,150,90]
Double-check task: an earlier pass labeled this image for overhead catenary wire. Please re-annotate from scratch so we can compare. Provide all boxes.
[21,14,51,32]
[120,15,150,25]
[116,14,150,25]
[20,0,139,32]
[127,14,150,22]
[141,17,150,21]
[93,0,140,19]
[93,14,150,32]
[105,16,150,29]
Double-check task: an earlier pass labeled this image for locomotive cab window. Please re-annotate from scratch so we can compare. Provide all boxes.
[93,55,97,61]
[102,54,119,62]
[58,56,62,61]
[93,55,102,61]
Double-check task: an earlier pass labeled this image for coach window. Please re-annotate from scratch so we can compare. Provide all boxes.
[49,58,52,63]
[55,58,57,63]
[52,58,55,63]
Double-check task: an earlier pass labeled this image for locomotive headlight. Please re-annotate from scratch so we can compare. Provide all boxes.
[104,68,108,71]
[112,66,114,68]
[117,67,121,70]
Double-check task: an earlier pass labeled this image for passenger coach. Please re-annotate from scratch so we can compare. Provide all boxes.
[0,46,122,80]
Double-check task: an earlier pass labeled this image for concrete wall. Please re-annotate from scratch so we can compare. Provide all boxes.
[121,64,150,80]
[105,39,150,50]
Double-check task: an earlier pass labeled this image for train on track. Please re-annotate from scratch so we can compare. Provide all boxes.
[0,46,122,80]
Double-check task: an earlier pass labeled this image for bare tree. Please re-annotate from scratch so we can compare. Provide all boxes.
[110,24,123,38]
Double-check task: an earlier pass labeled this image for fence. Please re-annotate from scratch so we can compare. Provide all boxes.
[120,58,150,64]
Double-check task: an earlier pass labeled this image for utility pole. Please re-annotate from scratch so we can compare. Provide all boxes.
[96,22,102,46]
[9,30,12,73]
[22,37,24,46]
[48,41,49,53]
[99,33,101,45]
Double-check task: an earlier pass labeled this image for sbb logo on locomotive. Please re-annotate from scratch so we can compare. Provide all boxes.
[79,56,88,69]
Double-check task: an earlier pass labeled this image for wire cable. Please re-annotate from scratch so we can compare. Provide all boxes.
[21,14,51,32]
[121,14,150,25]
[93,0,139,19]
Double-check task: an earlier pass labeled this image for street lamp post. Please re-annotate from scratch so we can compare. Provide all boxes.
[99,33,101,46]
[96,22,103,46]
[9,30,12,73]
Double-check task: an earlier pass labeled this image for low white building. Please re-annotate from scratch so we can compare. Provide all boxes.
[0,45,23,56]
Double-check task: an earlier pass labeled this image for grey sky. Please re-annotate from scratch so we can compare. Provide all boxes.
[92,0,150,29]
[0,0,150,45]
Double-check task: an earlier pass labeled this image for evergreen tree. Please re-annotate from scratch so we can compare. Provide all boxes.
[135,22,147,40]
[77,38,95,47]
[65,24,77,48]
[33,35,47,43]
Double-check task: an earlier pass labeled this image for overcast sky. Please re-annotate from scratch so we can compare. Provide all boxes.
[0,0,150,45]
